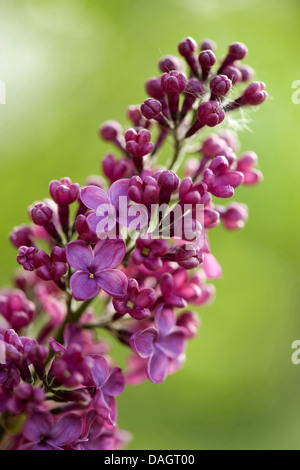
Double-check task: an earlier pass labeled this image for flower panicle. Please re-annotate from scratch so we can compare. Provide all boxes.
[0,36,266,451]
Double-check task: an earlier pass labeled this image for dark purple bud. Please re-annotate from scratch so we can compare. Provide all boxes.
[141,98,162,120]
[100,120,123,141]
[228,42,248,61]
[34,251,53,281]
[161,71,187,96]
[219,202,248,230]
[17,246,37,272]
[30,203,53,226]
[127,105,143,127]
[158,170,180,193]
[184,78,205,97]
[198,50,216,80]
[159,55,183,73]
[178,37,197,57]
[237,64,255,82]
[102,154,132,183]
[160,273,187,308]
[200,38,217,52]
[0,292,35,332]
[175,244,204,269]
[209,155,229,175]
[129,175,159,206]
[28,345,49,377]
[210,75,232,97]
[179,178,201,204]
[75,214,99,244]
[10,225,35,249]
[145,77,164,99]
[125,128,154,159]
[197,101,225,127]
[49,178,79,206]
[225,81,267,111]
[177,311,200,338]
[161,71,187,120]
[218,42,248,73]
[201,135,226,158]
[243,81,268,105]
[204,209,220,228]
[178,38,200,77]
[51,248,68,280]
[51,246,66,263]
[222,66,243,85]
[180,79,205,120]
[30,203,62,242]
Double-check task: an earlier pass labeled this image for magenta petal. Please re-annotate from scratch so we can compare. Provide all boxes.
[109,179,130,211]
[154,304,176,335]
[70,272,100,301]
[215,171,244,188]
[23,411,54,442]
[93,388,111,420]
[147,348,168,384]
[81,186,110,210]
[132,328,157,358]
[105,396,117,424]
[211,185,234,198]
[203,253,222,279]
[91,355,109,388]
[103,367,125,397]
[158,331,186,358]
[96,269,128,297]
[49,414,82,447]
[244,168,263,185]
[49,338,66,354]
[66,241,93,271]
[94,238,126,270]
[79,435,115,451]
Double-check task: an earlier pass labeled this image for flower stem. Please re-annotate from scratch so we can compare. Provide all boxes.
[168,128,182,171]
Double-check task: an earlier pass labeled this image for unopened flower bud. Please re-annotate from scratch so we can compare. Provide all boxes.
[159,55,183,73]
[210,75,232,98]
[30,203,53,226]
[100,120,123,141]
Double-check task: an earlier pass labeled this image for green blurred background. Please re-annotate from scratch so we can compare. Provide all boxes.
[1,0,300,450]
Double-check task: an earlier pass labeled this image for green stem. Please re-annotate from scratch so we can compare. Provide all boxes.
[51,298,95,352]
[71,299,94,324]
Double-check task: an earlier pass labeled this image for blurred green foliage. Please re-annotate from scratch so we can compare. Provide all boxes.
[0,0,300,450]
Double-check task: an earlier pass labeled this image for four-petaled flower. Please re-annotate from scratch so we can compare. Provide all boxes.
[66,239,128,301]
[113,279,157,320]
[80,181,147,237]
[21,411,82,450]
[130,304,186,384]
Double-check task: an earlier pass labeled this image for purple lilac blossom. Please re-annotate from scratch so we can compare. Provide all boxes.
[0,35,267,451]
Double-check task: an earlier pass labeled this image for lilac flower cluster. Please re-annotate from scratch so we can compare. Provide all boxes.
[0,37,266,450]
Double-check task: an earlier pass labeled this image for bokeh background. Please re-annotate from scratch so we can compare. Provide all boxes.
[1,0,300,450]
